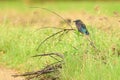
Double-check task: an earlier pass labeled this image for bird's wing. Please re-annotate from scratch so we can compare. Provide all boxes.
[81,23,87,29]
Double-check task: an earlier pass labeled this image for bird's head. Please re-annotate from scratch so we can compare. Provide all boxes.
[73,19,83,23]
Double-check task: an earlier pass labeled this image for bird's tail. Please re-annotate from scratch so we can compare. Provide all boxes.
[86,31,89,35]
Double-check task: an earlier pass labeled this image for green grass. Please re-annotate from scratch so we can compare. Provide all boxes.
[42,1,120,15]
[0,1,120,80]
[0,1,120,15]
[0,24,120,79]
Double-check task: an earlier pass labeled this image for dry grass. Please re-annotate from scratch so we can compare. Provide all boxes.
[0,9,120,31]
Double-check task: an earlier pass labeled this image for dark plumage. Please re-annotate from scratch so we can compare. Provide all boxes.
[73,19,89,35]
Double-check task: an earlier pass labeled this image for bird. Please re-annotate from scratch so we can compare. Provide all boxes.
[73,19,89,35]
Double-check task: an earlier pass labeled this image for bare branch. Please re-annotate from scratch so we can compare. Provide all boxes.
[12,60,63,80]
[33,27,65,33]
[30,7,73,29]
[36,30,63,51]
[36,29,75,51]
[32,52,64,59]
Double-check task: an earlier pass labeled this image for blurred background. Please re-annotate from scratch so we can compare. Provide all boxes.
[0,0,120,28]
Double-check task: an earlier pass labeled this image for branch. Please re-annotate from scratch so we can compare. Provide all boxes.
[30,7,73,29]
[36,29,75,51]
[36,30,63,51]
[34,27,65,33]
[32,52,64,59]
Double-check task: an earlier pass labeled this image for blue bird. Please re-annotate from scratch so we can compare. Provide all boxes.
[73,19,89,35]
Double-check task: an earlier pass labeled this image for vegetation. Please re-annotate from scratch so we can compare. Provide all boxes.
[0,1,120,80]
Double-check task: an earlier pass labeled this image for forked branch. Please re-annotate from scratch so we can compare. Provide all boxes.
[36,29,75,51]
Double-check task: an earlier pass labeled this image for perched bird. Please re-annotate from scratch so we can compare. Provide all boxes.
[74,20,98,50]
[73,19,89,35]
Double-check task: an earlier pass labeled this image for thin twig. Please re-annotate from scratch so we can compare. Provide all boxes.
[36,30,63,51]
[72,46,79,50]
[30,7,73,29]
[85,35,99,52]
[32,52,64,59]
[50,55,60,61]
[12,60,63,78]
[43,60,63,69]
[36,29,75,51]
[57,30,68,41]
[33,27,65,33]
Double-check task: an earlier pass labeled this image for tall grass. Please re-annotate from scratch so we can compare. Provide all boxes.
[0,23,119,79]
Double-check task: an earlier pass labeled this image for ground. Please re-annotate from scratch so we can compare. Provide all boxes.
[0,66,24,80]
